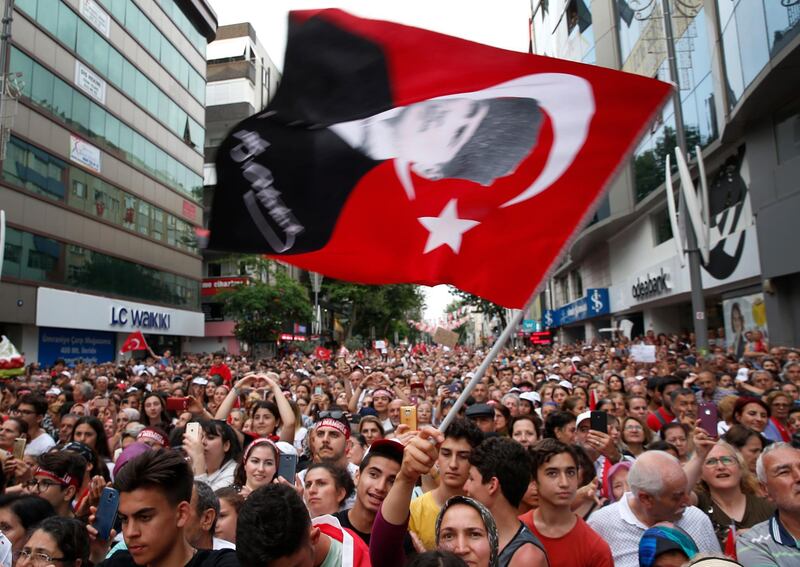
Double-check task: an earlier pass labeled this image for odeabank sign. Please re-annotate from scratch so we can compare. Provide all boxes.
[631,268,670,300]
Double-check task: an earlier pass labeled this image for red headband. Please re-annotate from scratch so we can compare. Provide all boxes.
[315,418,350,439]
[35,468,80,491]
[243,438,279,462]
[137,428,167,447]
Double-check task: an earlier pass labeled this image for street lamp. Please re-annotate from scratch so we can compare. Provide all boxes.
[310,272,323,336]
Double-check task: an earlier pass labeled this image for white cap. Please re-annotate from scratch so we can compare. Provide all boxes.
[520,392,540,405]
[45,387,62,396]
[571,356,582,362]
[576,410,592,427]
[558,379,574,390]
[546,374,560,381]
[736,367,750,382]
[192,377,208,386]
[60,370,71,378]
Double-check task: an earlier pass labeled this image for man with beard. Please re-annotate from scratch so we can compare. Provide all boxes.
[299,414,358,509]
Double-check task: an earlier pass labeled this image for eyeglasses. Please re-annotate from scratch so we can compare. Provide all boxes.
[704,456,737,467]
[15,549,66,565]
[318,411,345,420]
[24,479,63,493]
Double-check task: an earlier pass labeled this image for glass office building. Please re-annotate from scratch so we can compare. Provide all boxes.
[0,0,216,363]
[532,0,800,346]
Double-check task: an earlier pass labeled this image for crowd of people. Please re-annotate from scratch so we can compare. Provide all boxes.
[0,333,798,567]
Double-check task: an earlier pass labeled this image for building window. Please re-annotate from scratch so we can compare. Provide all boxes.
[775,100,800,164]
[652,207,673,245]
[571,270,583,298]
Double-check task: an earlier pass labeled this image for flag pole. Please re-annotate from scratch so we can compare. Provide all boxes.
[438,296,532,434]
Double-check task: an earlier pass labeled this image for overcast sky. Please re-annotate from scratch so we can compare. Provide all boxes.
[206,0,531,318]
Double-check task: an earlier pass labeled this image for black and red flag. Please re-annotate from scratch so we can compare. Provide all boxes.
[208,10,671,308]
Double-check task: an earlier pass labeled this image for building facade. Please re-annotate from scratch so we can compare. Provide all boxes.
[0,0,216,364]
[532,0,798,348]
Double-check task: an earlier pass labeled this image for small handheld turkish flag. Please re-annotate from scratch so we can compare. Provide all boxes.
[314,346,332,360]
[208,10,671,308]
[120,331,148,354]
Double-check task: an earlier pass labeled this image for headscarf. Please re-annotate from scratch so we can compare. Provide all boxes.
[639,524,699,567]
[604,460,632,502]
[435,496,498,567]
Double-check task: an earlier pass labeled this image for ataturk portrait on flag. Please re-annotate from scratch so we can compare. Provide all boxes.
[207,9,670,307]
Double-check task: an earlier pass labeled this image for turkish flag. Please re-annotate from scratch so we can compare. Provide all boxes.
[314,346,332,360]
[208,10,671,308]
[120,331,148,354]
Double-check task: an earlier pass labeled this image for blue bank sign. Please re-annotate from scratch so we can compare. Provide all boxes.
[38,327,116,365]
[542,288,610,328]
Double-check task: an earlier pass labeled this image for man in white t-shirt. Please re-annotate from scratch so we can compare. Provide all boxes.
[587,451,720,567]
[17,394,56,456]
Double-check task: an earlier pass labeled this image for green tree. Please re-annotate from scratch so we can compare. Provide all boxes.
[322,281,424,343]
[220,270,312,345]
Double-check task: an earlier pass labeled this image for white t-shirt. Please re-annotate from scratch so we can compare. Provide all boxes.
[587,492,721,567]
[25,431,56,456]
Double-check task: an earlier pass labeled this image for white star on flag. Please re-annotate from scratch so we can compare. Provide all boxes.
[417,199,479,254]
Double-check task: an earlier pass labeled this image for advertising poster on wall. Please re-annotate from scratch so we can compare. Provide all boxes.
[723,292,768,360]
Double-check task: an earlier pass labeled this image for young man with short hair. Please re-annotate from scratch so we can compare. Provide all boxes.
[237,483,370,567]
[333,439,403,546]
[519,439,613,566]
[88,450,238,567]
[464,437,548,567]
[408,417,483,550]
[17,394,55,456]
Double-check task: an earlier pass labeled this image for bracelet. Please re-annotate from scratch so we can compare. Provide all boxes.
[232,387,240,396]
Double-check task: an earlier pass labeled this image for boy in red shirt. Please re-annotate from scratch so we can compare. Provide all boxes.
[520,439,613,567]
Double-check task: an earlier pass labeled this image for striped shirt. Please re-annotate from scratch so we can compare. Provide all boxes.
[737,513,800,566]
[587,493,721,567]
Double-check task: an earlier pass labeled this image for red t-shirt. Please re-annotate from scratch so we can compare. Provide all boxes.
[646,407,674,432]
[209,363,232,384]
[519,510,613,567]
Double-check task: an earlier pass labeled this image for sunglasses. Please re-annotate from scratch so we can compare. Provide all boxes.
[318,411,346,420]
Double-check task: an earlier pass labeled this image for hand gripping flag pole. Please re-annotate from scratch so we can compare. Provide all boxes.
[438,299,531,434]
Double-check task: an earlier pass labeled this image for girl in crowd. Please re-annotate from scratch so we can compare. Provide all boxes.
[543,411,577,445]
[71,416,112,463]
[18,517,88,567]
[620,416,651,457]
[561,396,586,416]
[214,487,244,544]
[510,415,539,449]
[608,392,626,418]
[287,401,308,453]
[141,393,171,431]
[184,419,242,491]
[233,438,279,496]
[493,405,511,437]
[0,494,56,555]
[693,441,774,547]
[723,425,767,475]
[216,373,296,444]
[551,386,570,407]
[358,416,385,447]
[732,397,769,435]
[303,462,354,518]
[607,374,626,393]
[660,422,691,463]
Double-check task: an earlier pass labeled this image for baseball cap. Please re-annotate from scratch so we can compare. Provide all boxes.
[191,377,208,386]
[547,374,560,381]
[576,411,592,428]
[46,387,62,396]
[520,392,540,405]
[638,525,699,567]
[366,438,404,462]
[558,380,574,390]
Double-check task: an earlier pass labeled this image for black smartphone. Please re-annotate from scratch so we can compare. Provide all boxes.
[278,453,298,483]
[590,410,608,434]
[93,487,120,541]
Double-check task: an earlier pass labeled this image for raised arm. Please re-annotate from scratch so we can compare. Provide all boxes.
[263,372,296,443]
[214,374,256,420]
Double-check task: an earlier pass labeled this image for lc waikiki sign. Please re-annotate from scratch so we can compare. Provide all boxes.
[110,307,171,330]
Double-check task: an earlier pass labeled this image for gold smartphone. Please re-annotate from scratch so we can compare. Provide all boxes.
[12,437,26,460]
[400,406,417,430]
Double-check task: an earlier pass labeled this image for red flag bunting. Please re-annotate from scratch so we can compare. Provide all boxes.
[207,9,671,308]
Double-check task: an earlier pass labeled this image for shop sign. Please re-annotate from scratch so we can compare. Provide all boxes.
[38,327,115,365]
[558,288,610,326]
[530,330,553,345]
[201,277,248,297]
[74,61,106,104]
[36,288,204,336]
[70,135,101,173]
[79,0,110,37]
[631,268,671,300]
